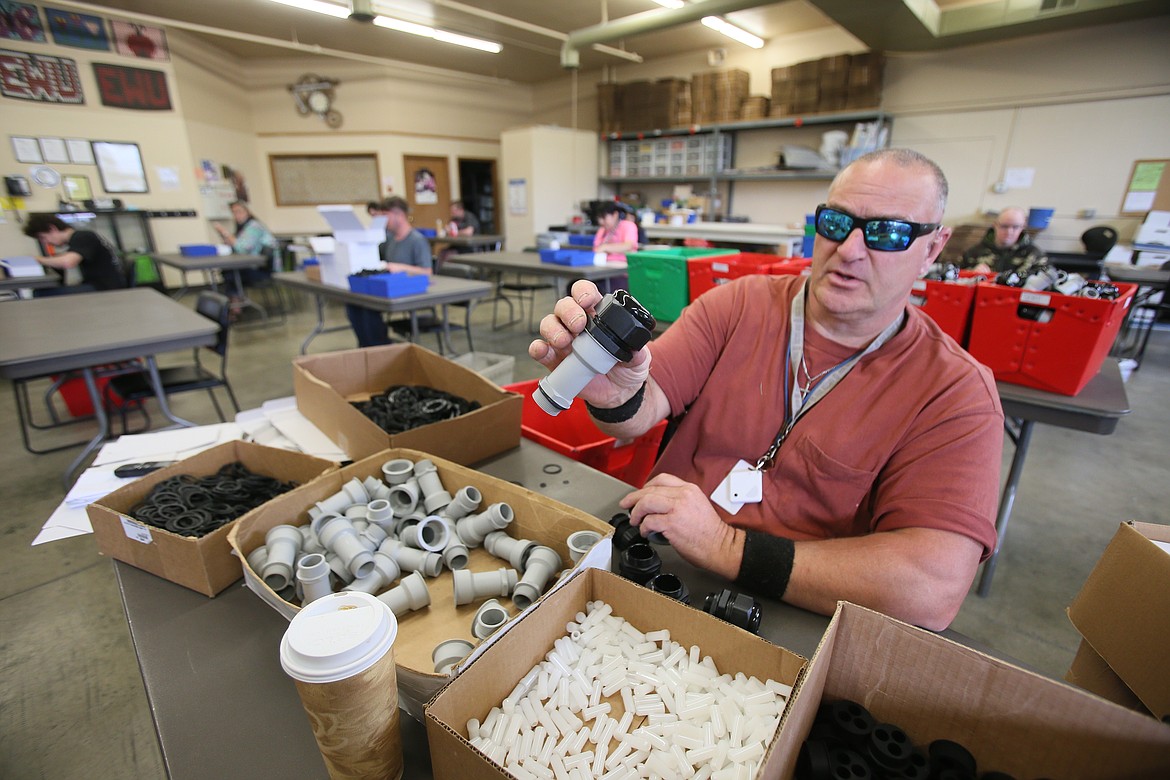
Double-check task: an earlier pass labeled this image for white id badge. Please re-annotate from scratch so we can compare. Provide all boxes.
[710,459,763,515]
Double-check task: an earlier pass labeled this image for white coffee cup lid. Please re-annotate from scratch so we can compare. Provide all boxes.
[280,591,398,684]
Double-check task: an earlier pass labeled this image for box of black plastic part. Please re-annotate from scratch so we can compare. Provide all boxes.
[772,602,1170,779]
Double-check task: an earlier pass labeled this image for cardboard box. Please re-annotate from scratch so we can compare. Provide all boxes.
[314,206,389,288]
[425,568,807,779]
[226,448,614,717]
[771,603,1170,779]
[293,343,522,464]
[1065,638,1147,713]
[1067,521,1170,720]
[87,441,338,597]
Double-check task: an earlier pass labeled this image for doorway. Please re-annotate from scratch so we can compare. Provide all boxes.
[458,158,499,235]
[402,154,451,231]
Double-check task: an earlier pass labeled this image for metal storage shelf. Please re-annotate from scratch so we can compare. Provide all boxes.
[602,110,890,141]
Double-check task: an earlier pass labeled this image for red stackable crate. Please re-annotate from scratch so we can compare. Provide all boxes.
[766,258,812,277]
[687,252,789,302]
[908,279,977,346]
[966,282,1136,395]
[504,380,667,488]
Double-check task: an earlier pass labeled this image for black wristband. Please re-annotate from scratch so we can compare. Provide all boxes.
[585,382,646,424]
[735,530,795,599]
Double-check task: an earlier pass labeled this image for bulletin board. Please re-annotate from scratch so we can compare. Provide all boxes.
[1120,159,1170,215]
[270,153,380,206]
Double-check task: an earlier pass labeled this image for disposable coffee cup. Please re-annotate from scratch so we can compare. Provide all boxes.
[280,591,403,780]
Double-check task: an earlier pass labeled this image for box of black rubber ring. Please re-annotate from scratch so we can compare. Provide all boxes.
[293,343,522,466]
[87,441,338,597]
[771,602,1170,779]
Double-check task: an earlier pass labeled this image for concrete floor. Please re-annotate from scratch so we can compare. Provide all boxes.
[1,286,1166,779]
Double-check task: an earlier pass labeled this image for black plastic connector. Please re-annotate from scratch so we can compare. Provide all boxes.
[618,543,661,585]
[701,588,762,634]
[608,512,643,551]
[648,572,690,604]
[586,290,655,363]
[929,739,977,780]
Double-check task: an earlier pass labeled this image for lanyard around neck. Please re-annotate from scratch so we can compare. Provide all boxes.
[753,281,904,471]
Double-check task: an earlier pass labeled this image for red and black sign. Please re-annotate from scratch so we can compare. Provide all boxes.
[93,63,170,110]
[0,48,84,103]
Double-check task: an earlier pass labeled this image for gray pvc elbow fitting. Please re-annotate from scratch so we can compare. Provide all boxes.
[344,503,369,522]
[484,531,537,570]
[366,498,395,535]
[316,477,369,516]
[453,567,519,606]
[414,459,453,514]
[262,524,304,592]
[567,530,602,563]
[512,546,562,610]
[442,535,470,571]
[472,599,510,640]
[441,485,483,521]
[315,515,376,579]
[389,477,421,517]
[377,570,431,617]
[381,539,443,578]
[357,522,388,552]
[381,458,415,485]
[363,475,391,501]
[325,552,355,584]
[298,524,325,555]
[432,638,475,676]
[401,515,450,552]
[246,544,268,575]
[343,551,401,595]
[296,552,333,605]
[457,503,515,548]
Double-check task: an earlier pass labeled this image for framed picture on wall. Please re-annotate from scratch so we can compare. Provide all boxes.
[92,140,148,193]
[63,174,92,201]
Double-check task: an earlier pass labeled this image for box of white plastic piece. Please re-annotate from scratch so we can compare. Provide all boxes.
[315,205,388,288]
[772,602,1170,779]
[227,447,613,720]
[425,567,807,779]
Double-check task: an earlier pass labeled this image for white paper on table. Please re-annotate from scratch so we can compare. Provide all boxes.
[91,424,241,465]
[1154,540,1170,556]
[266,407,346,460]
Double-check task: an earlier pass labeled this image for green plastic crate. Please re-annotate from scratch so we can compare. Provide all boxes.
[626,247,739,322]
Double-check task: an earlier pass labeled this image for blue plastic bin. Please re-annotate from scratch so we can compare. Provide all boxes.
[179,244,218,257]
[418,228,438,238]
[347,274,372,294]
[365,272,429,298]
[567,234,593,247]
[539,249,594,266]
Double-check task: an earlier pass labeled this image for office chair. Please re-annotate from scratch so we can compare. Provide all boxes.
[1081,226,1118,258]
[105,291,240,431]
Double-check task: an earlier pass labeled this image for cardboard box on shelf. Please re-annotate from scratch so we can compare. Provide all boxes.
[773,602,1170,779]
[87,441,338,597]
[1066,521,1170,720]
[293,343,521,465]
[227,448,613,718]
[425,567,807,779]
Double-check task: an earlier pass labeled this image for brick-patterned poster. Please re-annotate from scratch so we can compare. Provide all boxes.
[0,48,83,103]
[93,62,170,110]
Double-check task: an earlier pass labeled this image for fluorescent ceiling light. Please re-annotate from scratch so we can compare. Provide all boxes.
[267,0,351,19]
[701,15,764,48]
[373,15,502,53]
[652,0,686,8]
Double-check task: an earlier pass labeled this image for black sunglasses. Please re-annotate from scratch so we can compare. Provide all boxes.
[814,204,940,252]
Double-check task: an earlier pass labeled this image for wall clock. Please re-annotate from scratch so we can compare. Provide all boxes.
[289,74,342,129]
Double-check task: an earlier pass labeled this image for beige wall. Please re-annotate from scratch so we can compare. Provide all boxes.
[501,126,598,252]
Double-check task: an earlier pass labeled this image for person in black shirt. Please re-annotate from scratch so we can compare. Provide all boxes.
[22,214,126,291]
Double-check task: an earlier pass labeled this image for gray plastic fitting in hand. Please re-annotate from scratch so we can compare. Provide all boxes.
[315,477,369,516]
[381,539,443,578]
[432,638,475,675]
[363,475,391,501]
[567,530,602,563]
[457,503,515,548]
[343,551,401,595]
[484,531,537,570]
[453,567,519,606]
[512,546,562,610]
[401,515,450,552]
[382,458,415,485]
[441,485,483,521]
[472,599,510,640]
[261,524,304,592]
[315,515,377,579]
[414,459,453,514]
[366,498,395,535]
[325,552,355,585]
[376,570,431,617]
[296,552,333,605]
[297,524,325,555]
[389,477,421,517]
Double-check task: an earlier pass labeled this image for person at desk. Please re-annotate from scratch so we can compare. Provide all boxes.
[22,214,125,291]
[530,149,1004,631]
[213,201,279,294]
[446,199,481,237]
[959,207,1047,274]
[593,201,639,263]
[347,196,433,347]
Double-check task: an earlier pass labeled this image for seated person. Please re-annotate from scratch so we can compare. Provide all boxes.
[530,149,1003,631]
[593,201,639,263]
[213,201,279,295]
[959,207,1047,274]
[347,196,433,348]
[22,214,126,292]
[446,199,481,237]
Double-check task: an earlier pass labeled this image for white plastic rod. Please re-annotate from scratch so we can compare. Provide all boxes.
[296,552,333,604]
[261,524,303,592]
[343,550,402,595]
[376,570,431,617]
[512,546,562,609]
[484,531,538,570]
[457,502,515,547]
[414,459,454,514]
[453,567,519,605]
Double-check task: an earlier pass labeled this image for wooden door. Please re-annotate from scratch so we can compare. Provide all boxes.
[402,154,451,232]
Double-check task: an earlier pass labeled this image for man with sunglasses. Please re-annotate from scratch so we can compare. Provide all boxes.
[531,149,1002,631]
[959,206,1048,274]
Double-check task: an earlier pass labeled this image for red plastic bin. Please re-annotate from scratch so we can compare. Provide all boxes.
[766,258,812,276]
[908,279,977,346]
[504,380,667,487]
[966,282,1136,395]
[688,252,792,302]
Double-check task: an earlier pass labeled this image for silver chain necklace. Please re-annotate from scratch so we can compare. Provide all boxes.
[799,353,835,397]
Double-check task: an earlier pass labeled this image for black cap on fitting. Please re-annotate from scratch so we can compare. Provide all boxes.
[618,542,662,585]
[585,290,655,363]
[648,572,690,604]
[608,512,643,550]
[702,588,762,634]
